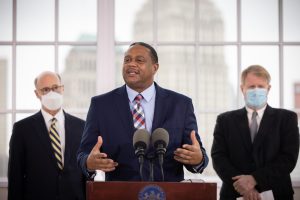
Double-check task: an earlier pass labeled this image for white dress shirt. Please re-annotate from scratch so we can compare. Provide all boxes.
[41,108,65,164]
[246,104,267,131]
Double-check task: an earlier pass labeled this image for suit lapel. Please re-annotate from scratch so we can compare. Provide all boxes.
[253,105,275,147]
[152,84,169,131]
[64,112,72,168]
[235,108,253,153]
[32,111,59,170]
[115,85,135,138]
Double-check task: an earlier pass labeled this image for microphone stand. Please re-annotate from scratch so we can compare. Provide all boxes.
[147,153,155,182]
[156,144,166,181]
[136,147,145,181]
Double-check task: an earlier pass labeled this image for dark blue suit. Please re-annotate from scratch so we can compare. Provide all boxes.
[77,83,208,181]
[211,105,299,200]
[8,111,85,200]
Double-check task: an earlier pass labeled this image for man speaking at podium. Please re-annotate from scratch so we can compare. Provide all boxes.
[77,42,208,181]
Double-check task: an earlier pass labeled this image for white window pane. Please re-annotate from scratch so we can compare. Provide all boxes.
[17,0,54,41]
[283,0,300,41]
[59,46,97,110]
[224,46,238,109]
[283,46,300,110]
[284,46,300,179]
[156,46,196,95]
[114,46,126,87]
[157,0,195,42]
[196,113,219,177]
[115,0,152,42]
[242,0,278,41]
[241,46,279,108]
[0,46,12,109]
[16,113,36,122]
[59,0,97,42]
[0,0,12,41]
[0,114,11,178]
[197,46,237,111]
[16,46,54,109]
[199,0,237,42]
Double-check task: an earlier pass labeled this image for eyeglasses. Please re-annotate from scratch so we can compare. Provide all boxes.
[39,85,64,95]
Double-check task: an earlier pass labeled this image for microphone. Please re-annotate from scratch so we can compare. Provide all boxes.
[133,129,150,181]
[151,128,169,181]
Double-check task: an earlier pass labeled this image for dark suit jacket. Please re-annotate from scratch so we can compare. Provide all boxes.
[211,105,299,200]
[8,111,86,200]
[77,83,208,181]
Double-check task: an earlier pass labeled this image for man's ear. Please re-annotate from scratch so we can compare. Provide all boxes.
[34,90,41,100]
[153,63,159,74]
[240,85,244,93]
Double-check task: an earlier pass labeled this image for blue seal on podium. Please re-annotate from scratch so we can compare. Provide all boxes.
[138,184,166,200]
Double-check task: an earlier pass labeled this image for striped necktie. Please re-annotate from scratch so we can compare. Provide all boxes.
[49,118,63,170]
[132,94,146,129]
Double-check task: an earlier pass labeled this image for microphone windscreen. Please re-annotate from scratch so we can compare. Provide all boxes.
[133,129,150,150]
[151,128,169,148]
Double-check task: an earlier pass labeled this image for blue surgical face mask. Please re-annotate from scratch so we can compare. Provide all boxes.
[245,88,268,110]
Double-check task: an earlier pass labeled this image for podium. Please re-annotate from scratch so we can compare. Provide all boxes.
[86,181,217,200]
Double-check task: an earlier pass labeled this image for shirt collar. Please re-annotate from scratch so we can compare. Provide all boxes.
[245,104,267,118]
[126,83,156,103]
[41,108,64,123]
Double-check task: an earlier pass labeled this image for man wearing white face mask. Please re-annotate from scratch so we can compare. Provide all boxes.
[212,65,299,200]
[8,71,86,200]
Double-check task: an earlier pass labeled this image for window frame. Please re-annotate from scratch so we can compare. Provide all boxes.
[0,0,300,187]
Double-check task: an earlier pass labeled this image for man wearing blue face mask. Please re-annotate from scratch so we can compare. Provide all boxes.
[212,65,299,200]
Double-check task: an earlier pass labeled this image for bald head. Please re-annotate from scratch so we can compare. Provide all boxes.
[34,71,61,89]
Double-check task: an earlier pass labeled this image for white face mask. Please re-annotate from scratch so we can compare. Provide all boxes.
[41,91,63,110]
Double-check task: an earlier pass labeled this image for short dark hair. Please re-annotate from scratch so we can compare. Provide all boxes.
[129,42,158,64]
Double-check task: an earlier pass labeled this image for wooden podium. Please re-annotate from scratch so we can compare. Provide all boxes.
[86,181,217,200]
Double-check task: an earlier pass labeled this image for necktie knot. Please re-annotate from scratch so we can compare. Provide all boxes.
[134,94,143,102]
[51,118,57,124]
[252,111,258,119]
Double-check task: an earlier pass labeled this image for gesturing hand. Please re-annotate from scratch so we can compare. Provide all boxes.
[174,130,203,165]
[86,136,118,172]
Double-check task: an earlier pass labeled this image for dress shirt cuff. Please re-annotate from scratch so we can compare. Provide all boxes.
[192,148,206,172]
[84,155,96,180]
[86,168,97,180]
